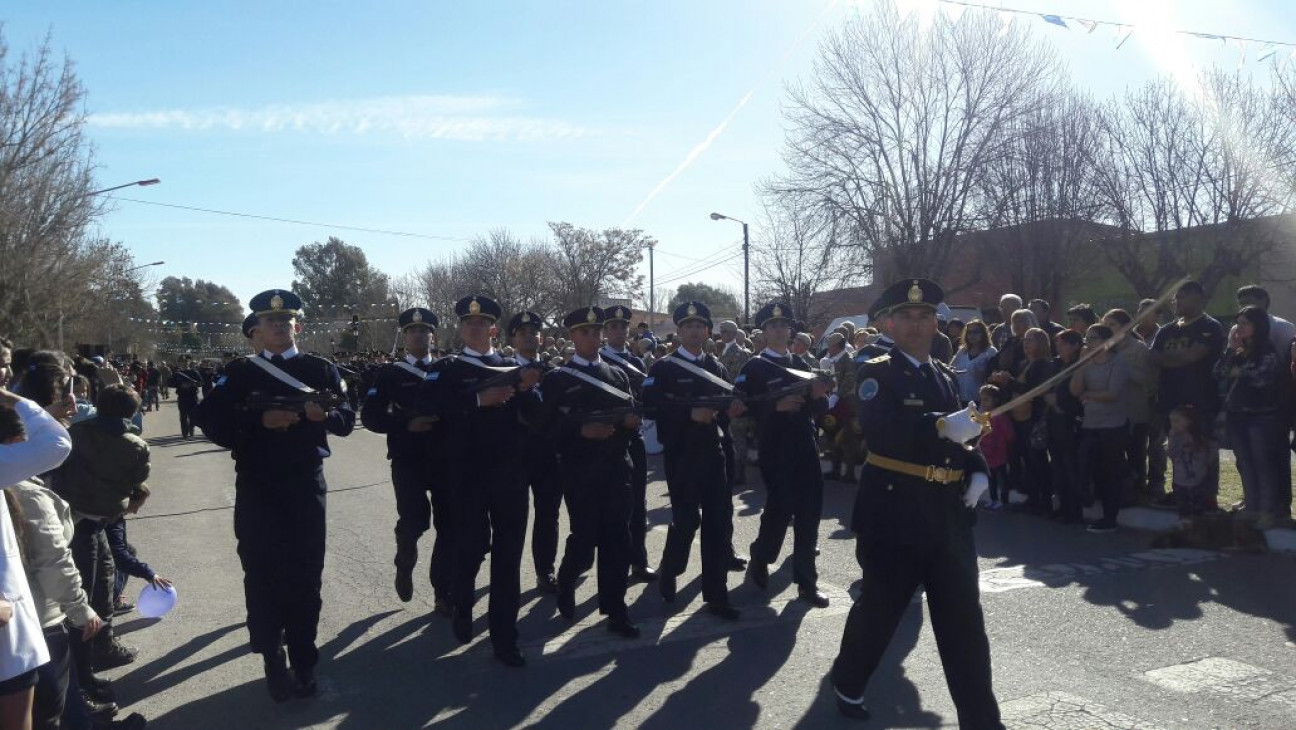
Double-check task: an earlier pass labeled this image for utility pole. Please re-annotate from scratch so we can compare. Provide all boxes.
[647,241,656,327]
[742,221,750,328]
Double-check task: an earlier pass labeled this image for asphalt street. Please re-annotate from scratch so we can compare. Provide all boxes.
[104,401,1296,729]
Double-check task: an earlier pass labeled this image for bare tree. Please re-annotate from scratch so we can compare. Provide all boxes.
[548,222,647,312]
[972,89,1107,303]
[751,194,858,329]
[772,3,1061,281]
[457,228,563,321]
[1094,71,1295,298]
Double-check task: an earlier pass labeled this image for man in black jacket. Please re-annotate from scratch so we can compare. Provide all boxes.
[197,289,355,702]
[509,311,563,594]
[360,307,449,610]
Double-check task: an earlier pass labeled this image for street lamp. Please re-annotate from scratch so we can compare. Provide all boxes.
[84,178,161,197]
[710,212,750,327]
[126,261,165,272]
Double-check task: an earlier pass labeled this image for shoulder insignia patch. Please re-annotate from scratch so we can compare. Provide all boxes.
[215,375,228,387]
[735,374,747,383]
[642,376,655,387]
[858,378,879,401]
[425,372,440,381]
[366,387,378,397]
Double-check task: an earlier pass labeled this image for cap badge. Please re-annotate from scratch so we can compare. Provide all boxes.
[521,313,530,323]
[772,305,783,318]
[270,294,284,311]
[586,308,597,323]
[412,310,423,323]
[687,304,697,317]
[908,281,922,303]
[468,298,481,315]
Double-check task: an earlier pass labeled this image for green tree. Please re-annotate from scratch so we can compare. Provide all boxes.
[155,277,243,325]
[291,236,394,314]
[668,282,741,322]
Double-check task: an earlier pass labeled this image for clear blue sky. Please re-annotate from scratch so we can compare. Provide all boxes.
[3,0,1293,313]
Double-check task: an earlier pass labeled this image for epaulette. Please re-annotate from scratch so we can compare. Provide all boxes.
[866,353,891,365]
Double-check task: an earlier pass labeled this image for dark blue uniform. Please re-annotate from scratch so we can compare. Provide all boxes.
[735,352,828,590]
[418,350,541,653]
[641,350,734,605]
[600,345,651,571]
[169,367,203,438]
[832,350,1001,728]
[360,355,451,603]
[196,350,355,676]
[516,354,563,582]
[542,358,636,620]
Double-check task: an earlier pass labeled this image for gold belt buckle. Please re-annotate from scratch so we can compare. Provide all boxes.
[926,466,948,483]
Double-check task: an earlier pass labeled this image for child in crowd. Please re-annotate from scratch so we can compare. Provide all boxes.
[1167,405,1217,517]
[977,385,1015,511]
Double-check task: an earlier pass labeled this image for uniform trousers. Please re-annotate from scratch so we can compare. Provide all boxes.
[177,400,198,438]
[660,443,732,603]
[627,436,650,569]
[834,527,1003,730]
[450,462,527,650]
[557,458,633,618]
[526,447,563,577]
[752,446,823,587]
[234,466,327,671]
[391,457,452,600]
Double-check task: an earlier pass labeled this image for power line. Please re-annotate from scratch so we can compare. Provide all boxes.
[655,250,747,287]
[651,243,743,284]
[109,196,471,242]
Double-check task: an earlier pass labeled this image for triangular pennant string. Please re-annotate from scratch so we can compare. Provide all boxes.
[1077,19,1098,34]
[1257,42,1277,62]
[1041,14,1068,29]
[1115,25,1134,49]
[996,10,1015,38]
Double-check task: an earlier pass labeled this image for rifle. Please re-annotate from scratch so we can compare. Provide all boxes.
[668,369,834,410]
[469,362,545,393]
[241,391,348,413]
[579,406,645,425]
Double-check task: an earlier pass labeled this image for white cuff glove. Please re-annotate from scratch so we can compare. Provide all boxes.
[963,472,989,508]
[937,404,987,445]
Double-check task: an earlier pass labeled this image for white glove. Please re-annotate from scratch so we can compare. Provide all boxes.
[938,406,984,445]
[963,472,989,508]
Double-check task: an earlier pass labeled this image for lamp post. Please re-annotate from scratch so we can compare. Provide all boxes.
[126,260,165,272]
[709,212,750,327]
[84,178,161,198]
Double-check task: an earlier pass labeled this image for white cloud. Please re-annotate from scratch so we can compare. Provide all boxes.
[88,94,589,142]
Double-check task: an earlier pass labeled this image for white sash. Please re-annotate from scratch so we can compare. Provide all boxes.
[600,347,645,378]
[249,355,316,393]
[556,366,633,403]
[755,354,817,381]
[661,354,734,392]
[455,354,516,375]
[394,361,427,380]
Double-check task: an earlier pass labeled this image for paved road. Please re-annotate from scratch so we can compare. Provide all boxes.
[106,401,1296,729]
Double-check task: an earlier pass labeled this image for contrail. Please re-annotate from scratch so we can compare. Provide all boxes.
[623,0,841,226]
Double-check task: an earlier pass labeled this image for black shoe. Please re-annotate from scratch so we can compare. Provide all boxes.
[452,609,473,644]
[113,600,135,616]
[746,560,769,590]
[659,573,677,603]
[836,696,871,721]
[82,674,115,703]
[433,596,453,617]
[629,565,659,583]
[291,666,317,698]
[263,650,293,703]
[728,555,749,572]
[798,586,830,608]
[706,601,740,621]
[1086,520,1117,534]
[493,645,526,668]
[83,692,119,720]
[606,616,641,639]
[101,712,148,729]
[536,573,559,594]
[95,637,139,669]
[557,584,576,620]
[394,569,413,603]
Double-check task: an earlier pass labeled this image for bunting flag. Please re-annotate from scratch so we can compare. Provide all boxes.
[930,0,1294,64]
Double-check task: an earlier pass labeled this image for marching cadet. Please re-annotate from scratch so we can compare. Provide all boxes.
[197,289,355,702]
[360,307,452,612]
[736,302,831,608]
[168,355,203,439]
[831,279,1001,726]
[543,306,641,638]
[641,301,746,620]
[599,304,657,582]
[418,295,542,667]
[509,311,563,594]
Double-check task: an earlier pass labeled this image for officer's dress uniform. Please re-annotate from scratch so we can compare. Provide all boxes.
[169,366,203,438]
[832,279,1002,728]
[736,307,829,602]
[509,311,563,588]
[360,308,449,605]
[197,292,355,690]
[599,324,653,575]
[418,296,541,662]
[543,309,639,634]
[641,302,737,613]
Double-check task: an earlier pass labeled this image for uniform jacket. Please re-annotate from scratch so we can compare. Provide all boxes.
[169,368,203,405]
[361,356,440,460]
[735,351,828,458]
[641,350,733,454]
[196,351,355,475]
[541,359,637,463]
[416,350,542,469]
[851,351,987,545]
[52,417,149,519]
